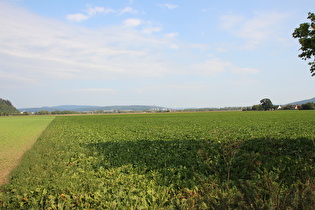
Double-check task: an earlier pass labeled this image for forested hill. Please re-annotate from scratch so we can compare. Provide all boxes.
[0,98,20,115]
[286,97,315,105]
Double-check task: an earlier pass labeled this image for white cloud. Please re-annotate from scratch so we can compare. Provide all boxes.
[66,13,89,22]
[119,7,138,15]
[122,19,163,34]
[0,2,178,88]
[193,57,259,76]
[87,6,115,16]
[142,26,163,34]
[165,32,179,38]
[66,5,136,22]
[220,12,289,49]
[123,18,142,27]
[0,69,37,88]
[170,44,179,50]
[161,4,178,9]
[193,58,227,75]
[231,67,259,74]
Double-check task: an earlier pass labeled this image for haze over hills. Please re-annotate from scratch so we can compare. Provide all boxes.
[13,96,315,113]
[285,97,315,105]
[18,105,168,112]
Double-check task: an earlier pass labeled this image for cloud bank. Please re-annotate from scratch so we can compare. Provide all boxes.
[66,5,137,22]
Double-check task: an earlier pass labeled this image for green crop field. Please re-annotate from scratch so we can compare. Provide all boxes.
[0,116,55,186]
[1,111,314,209]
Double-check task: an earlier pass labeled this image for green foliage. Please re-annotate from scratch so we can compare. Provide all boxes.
[250,98,274,111]
[1,111,315,208]
[260,98,274,111]
[0,98,19,115]
[283,104,293,110]
[301,102,315,110]
[252,104,263,111]
[51,110,82,115]
[293,12,315,76]
[35,110,50,115]
[34,110,81,115]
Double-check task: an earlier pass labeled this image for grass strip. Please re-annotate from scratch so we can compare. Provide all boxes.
[0,116,55,186]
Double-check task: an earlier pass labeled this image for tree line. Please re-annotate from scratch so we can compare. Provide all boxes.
[22,110,83,115]
[242,98,315,111]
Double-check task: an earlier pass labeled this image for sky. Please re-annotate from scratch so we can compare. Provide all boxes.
[0,0,314,108]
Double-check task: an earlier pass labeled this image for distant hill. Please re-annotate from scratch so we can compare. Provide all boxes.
[18,105,167,112]
[286,97,315,105]
[0,98,20,115]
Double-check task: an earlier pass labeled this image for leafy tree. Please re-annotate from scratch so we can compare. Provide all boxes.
[36,110,50,115]
[260,98,273,111]
[242,107,252,111]
[252,104,263,111]
[292,12,315,76]
[301,102,315,110]
[282,104,292,110]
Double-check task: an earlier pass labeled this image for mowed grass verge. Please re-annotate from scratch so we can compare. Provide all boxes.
[0,116,55,186]
[1,111,315,209]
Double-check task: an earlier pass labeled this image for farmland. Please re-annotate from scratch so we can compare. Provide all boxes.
[1,111,315,209]
[0,116,55,186]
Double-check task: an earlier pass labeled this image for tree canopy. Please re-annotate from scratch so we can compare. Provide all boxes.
[260,98,273,111]
[292,12,315,76]
[301,102,315,110]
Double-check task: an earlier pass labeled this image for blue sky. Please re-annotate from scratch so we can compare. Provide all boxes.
[0,0,314,108]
